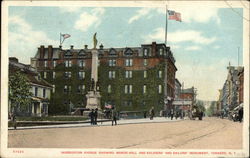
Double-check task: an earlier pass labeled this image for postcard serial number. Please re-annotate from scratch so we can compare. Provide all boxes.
[13,150,24,154]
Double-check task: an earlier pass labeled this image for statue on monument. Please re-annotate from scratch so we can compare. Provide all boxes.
[93,32,98,49]
[91,78,95,91]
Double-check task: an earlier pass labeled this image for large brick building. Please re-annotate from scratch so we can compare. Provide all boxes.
[31,42,177,115]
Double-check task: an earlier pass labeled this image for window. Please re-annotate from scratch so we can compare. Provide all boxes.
[108,59,116,66]
[52,85,55,93]
[77,85,85,93]
[78,60,85,68]
[53,72,56,79]
[158,85,162,94]
[53,60,57,67]
[158,70,162,78]
[108,71,115,79]
[124,100,132,106]
[108,85,112,93]
[124,49,133,56]
[125,71,132,78]
[159,48,163,56]
[44,61,48,67]
[125,85,132,94]
[64,85,71,93]
[125,59,133,66]
[65,72,71,79]
[144,49,148,56]
[44,72,47,79]
[78,71,85,79]
[144,71,147,78]
[65,60,72,67]
[143,85,147,94]
[34,87,38,97]
[43,88,46,98]
[143,59,148,66]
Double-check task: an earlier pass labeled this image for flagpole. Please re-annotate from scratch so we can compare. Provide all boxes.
[60,32,62,46]
[165,5,168,46]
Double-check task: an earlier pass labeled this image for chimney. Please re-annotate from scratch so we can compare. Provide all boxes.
[70,45,74,49]
[9,57,18,63]
[84,45,88,49]
[40,45,45,59]
[99,44,104,50]
[152,42,157,56]
[48,45,53,59]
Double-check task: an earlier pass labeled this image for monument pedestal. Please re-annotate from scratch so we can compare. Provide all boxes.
[86,91,101,110]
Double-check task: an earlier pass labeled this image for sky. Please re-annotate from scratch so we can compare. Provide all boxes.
[8,3,246,101]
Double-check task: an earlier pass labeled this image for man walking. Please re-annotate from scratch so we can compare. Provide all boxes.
[89,109,94,125]
[149,107,154,120]
[170,109,174,120]
[94,108,98,125]
[111,106,117,126]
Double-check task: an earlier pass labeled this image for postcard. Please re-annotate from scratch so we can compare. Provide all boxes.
[1,0,249,158]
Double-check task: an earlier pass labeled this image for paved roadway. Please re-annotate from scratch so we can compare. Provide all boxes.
[8,117,243,149]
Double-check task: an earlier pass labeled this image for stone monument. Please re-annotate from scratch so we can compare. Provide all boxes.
[85,33,101,110]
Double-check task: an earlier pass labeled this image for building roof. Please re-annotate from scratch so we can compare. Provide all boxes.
[33,42,176,63]
[181,87,194,94]
[175,79,182,86]
[9,58,53,88]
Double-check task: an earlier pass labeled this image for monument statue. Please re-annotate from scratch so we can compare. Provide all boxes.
[91,78,95,91]
[93,32,98,49]
[85,33,101,110]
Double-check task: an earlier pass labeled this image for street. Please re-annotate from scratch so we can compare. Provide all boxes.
[8,117,242,149]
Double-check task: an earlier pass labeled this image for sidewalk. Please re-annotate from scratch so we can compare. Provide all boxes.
[8,117,186,130]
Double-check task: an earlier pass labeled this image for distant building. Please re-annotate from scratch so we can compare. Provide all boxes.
[30,42,177,115]
[220,65,243,114]
[216,89,223,115]
[173,87,196,113]
[9,57,53,116]
[174,79,182,99]
[180,87,195,101]
[238,68,244,105]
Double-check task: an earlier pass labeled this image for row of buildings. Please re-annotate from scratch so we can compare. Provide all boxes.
[216,63,244,116]
[9,42,196,116]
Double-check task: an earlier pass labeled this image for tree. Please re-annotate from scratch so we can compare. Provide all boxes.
[9,71,32,115]
[206,101,216,116]
[196,100,206,112]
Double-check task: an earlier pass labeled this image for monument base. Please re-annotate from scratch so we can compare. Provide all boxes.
[86,91,101,110]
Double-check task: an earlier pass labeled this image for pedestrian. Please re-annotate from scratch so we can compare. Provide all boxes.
[11,112,17,129]
[111,106,117,126]
[143,111,147,118]
[149,107,154,120]
[89,109,94,125]
[175,111,178,120]
[170,109,174,120]
[238,107,243,123]
[94,108,98,125]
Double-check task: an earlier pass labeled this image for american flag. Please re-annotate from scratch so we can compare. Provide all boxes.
[61,34,71,39]
[168,10,182,22]
[105,103,112,109]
